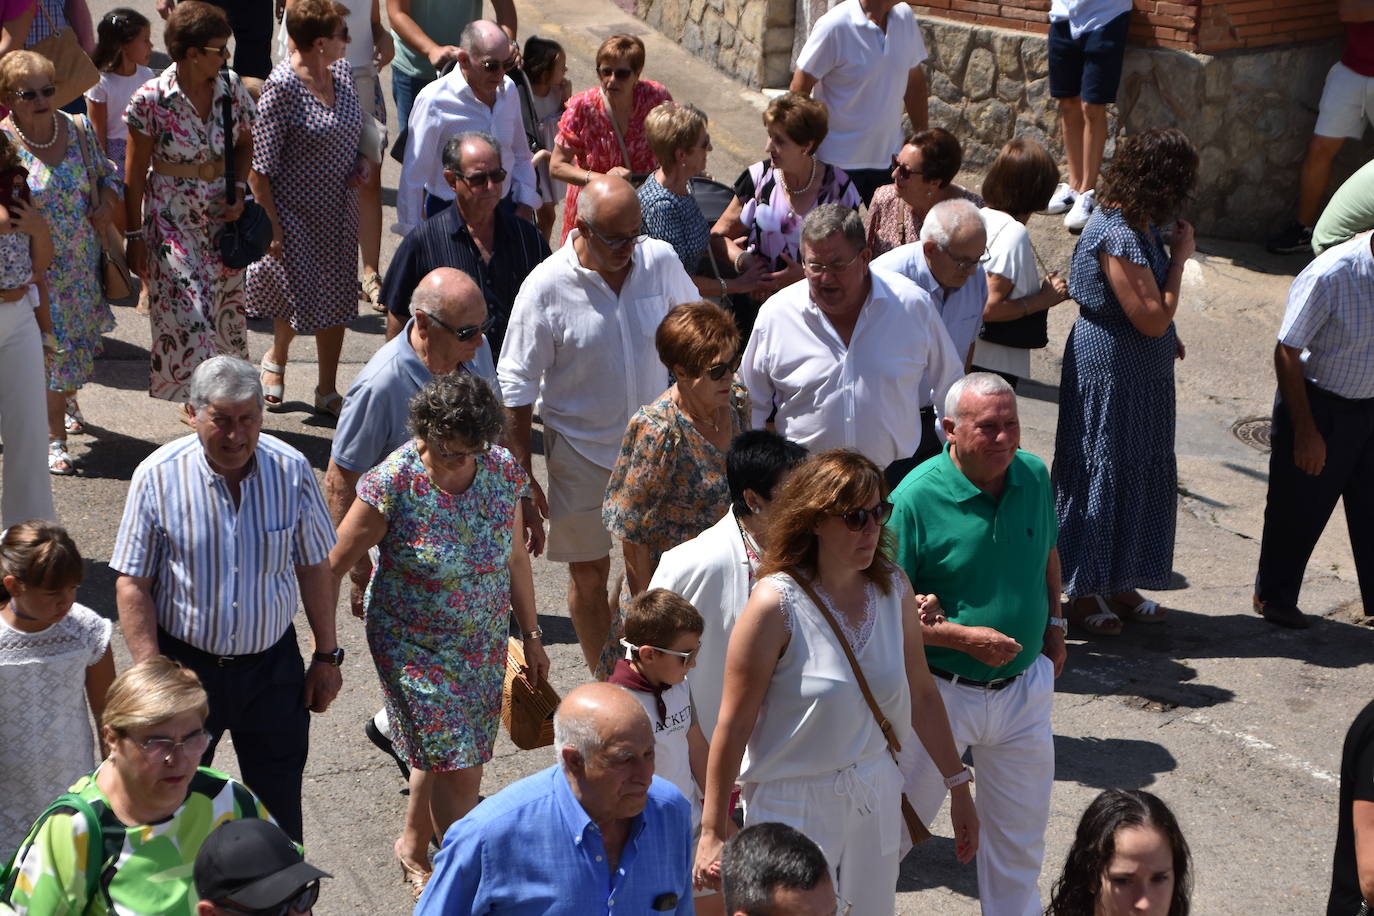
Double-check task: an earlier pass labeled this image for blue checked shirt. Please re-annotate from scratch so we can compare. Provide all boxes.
[110,434,336,655]
[416,765,694,915]
[1278,233,1374,400]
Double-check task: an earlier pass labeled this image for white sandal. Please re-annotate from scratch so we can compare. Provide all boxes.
[48,439,75,476]
[1071,595,1122,637]
[1113,596,1169,624]
[260,357,286,410]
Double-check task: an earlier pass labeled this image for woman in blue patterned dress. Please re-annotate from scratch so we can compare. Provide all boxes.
[328,372,549,898]
[1053,128,1198,637]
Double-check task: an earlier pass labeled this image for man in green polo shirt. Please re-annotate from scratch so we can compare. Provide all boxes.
[889,372,1065,915]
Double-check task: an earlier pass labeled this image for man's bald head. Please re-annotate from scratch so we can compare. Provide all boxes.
[410,267,483,324]
[459,19,508,57]
[576,175,640,228]
[554,682,651,763]
[555,682,656,823]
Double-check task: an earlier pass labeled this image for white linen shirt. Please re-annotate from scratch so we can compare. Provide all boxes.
[872,243,987,408]
[796,0,927,171]
[1049,0,1133,37]
[739,269,963,467]
[397,68,538,233]
[497,234,699,469]
[1278,232,1374,400]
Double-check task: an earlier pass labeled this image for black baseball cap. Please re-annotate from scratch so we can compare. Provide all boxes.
[194,820,331,908]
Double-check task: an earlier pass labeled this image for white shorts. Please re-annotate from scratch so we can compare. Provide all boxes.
[1315,61,1374,139]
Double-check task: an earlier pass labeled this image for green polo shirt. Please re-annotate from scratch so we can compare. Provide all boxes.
[391,0,482,80]
[890,445,1056,681]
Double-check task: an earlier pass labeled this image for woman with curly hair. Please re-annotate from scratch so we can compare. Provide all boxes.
[1053,127,1198,637]
[1045,788,1192,916]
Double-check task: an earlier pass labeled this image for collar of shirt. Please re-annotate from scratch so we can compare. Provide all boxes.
[437,65,510,110]
[395,318,434,389]
[550,763,647,850]
[800,277,879,348]
[939,445,1030,503]
[561,229,644,291]
[161,63,223,108]
[191,439,260,488]
[444,197,518,249]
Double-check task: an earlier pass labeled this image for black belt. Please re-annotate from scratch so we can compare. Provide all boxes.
[158,626,287,668]
[929,665,1021,691]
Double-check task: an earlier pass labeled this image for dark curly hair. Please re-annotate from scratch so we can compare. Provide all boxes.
[1046,789,1192,916]
[1097,128,1198,230]
[407,372,507,448]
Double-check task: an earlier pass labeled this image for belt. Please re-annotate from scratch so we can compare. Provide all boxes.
[929,665,1021,691]
[0,285,30,302]
[152,157,225,181]
[158,626,284,668]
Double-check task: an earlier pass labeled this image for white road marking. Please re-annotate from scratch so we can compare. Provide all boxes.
[1182,711,1336,783]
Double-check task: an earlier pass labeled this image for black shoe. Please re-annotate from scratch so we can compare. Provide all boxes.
[364,717,412,780]
[1253,595,1310,629]
[1265,221,1313,255]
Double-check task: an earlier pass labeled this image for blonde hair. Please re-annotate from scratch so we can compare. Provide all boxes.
[102,656,209,733]
[0,51,56,95]
[644,101,707,166]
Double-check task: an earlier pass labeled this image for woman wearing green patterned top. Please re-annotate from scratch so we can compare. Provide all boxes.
[1,657,272,916]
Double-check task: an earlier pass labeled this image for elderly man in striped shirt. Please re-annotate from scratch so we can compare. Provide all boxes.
[111,356,340,843]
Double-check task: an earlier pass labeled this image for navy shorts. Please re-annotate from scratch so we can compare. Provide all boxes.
[1048,10,1131,105]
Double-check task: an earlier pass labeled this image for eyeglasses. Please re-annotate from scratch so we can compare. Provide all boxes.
[890,155,923,182]
[332,29,351,42]
[479,56,516,73]
[457,167,508,188]
[620,638,698,665]
[10,85,56,101]
[802,251,863,276]
[598,65,634,80]
[703,354,741,381]
[200,45,231,59]
[431,440,489,461]
[941,248,990,273]
[124,726,211,761]
[218,880,321,916]
[836,501,892,532]
[583,220,641,251]
[417,309,494,342]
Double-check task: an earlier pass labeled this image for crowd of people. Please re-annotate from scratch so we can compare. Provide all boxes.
[0,0,1370,914]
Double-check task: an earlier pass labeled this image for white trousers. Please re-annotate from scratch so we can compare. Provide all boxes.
[742,753,904,916]
[0,294,55,526]
[908,654,1055,916]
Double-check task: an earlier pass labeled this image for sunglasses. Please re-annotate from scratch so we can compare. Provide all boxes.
[598,65,634,80]
[620,638,698,665]
[124,727,211,762]
[219,880,321,916]
[583,220,640,251]
[333,29,351,43]
[419,310,494,342]
[837,501,893,532]
[458,167,507,188]
[479,56,516,73]
[200,45,231,58]
[704,355,741,381]
[11,85,56,101]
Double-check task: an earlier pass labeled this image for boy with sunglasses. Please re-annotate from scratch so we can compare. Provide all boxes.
[194,819,329,916]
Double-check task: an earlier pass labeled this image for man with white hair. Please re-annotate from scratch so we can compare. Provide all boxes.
[889,372,1065,915]
[738,202,964,481]
[416,682,694,914]
[499,176,697,676]
[397,19,539,233]
[111,356,339,843]
[873,197,990,477]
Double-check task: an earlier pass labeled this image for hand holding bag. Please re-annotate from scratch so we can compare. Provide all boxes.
[217,74,271,270]
[69,115,133,301]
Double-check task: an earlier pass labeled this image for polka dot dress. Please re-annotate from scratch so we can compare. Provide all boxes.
[1053,206,1178,597]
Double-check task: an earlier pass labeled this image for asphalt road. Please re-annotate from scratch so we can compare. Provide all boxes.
[45,0,1372,913]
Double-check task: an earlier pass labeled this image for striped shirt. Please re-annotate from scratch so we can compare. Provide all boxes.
[1278,232,1374,400]
[110,434,337,655]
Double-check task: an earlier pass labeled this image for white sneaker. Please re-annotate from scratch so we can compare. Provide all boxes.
[1044,182,1076,215]
[1064,188,1096,232]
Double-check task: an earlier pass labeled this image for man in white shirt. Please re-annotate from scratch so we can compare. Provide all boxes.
[739,203,964,482]
[873,198,989,478]
[397,19,538,233]
[498,176,698,675]
[790,0,929,204]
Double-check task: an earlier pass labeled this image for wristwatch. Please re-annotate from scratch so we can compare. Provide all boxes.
[1047,616,1068,632]
[943,766,974,789]
[522,626,544,641]
[312,648,345,667]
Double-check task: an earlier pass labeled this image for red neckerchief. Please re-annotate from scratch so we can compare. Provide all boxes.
[607,658,667,726]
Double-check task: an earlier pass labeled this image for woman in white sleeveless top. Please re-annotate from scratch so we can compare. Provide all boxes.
[693,449,980,915]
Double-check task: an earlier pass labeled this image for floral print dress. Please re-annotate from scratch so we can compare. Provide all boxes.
[8,114,116,392]
[125,67,255,401]
[357,441,531,770]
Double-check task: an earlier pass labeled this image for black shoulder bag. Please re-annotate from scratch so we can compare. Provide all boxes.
[218,73,272,269]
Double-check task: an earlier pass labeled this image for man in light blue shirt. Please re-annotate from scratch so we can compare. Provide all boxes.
[417,682,694,915]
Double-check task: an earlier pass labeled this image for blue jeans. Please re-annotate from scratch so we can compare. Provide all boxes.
[391,68,434,131]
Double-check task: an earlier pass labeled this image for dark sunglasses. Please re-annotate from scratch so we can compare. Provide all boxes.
[838,501,893,532]
[219,880,320,916]
[419,309,495,342]
[458,167,507,188]
[890,155,921,181]
[704,355,741,381]
[479,56,516,73]
[598,65,634,80]
[11,85,56,101]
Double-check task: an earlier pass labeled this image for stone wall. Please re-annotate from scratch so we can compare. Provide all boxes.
[632,0,794,88]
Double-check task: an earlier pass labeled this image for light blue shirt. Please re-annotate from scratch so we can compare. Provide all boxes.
[416,765,694,915]
[109,434,336,655]
[1278,233,1374,400]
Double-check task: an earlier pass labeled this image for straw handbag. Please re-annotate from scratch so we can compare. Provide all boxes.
[502,637,560,750]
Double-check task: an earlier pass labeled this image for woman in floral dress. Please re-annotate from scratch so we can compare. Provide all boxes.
[548,32,671,243]
[328,373,549,899]
[0,51,119,476]
[248,0,362,419]
[124,2,254,403]
[601,301,748,676]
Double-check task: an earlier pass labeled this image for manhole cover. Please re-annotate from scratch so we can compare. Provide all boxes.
[1232,417,1272,452]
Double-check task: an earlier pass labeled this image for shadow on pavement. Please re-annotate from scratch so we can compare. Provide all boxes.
[898,836,979,899]
[1052,734,1177,789]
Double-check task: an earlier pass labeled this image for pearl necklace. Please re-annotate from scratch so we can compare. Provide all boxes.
[10,112,58,150]
[782,156,817,195]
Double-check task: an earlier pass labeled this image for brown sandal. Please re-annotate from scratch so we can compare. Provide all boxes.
[399,859,431,902]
